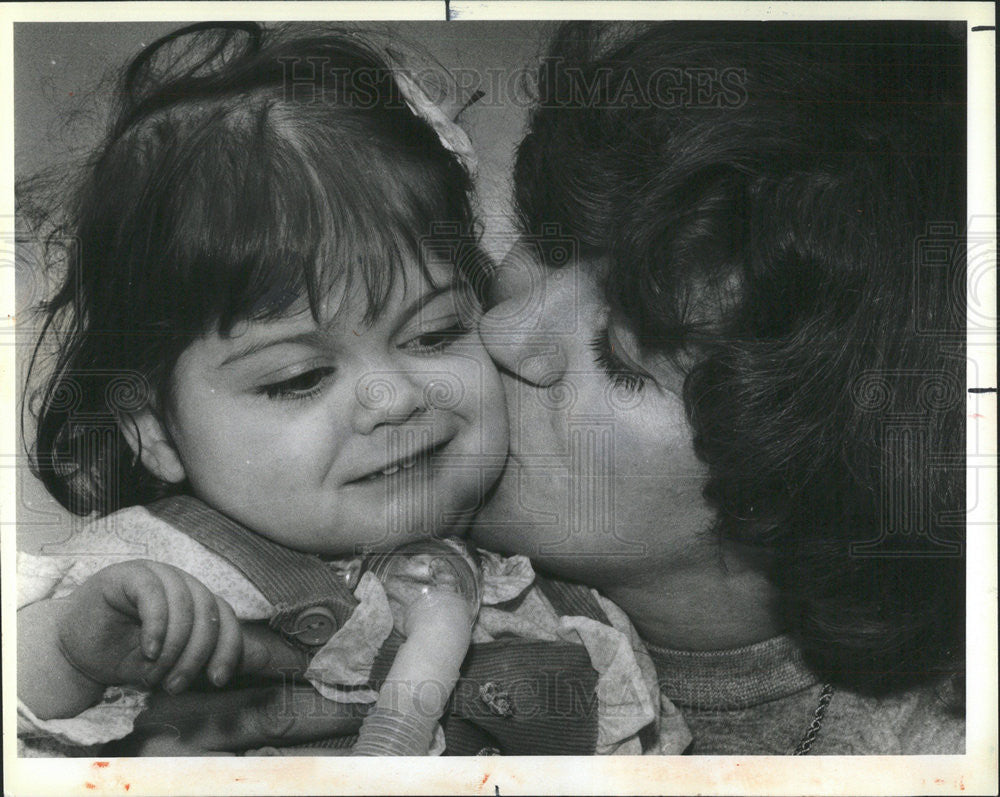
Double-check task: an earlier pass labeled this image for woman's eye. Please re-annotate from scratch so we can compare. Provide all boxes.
[258,367,335,400]
[589,328,647,395]
[402,320,472,354]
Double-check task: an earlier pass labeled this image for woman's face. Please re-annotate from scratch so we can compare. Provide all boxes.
[472,240,716,589]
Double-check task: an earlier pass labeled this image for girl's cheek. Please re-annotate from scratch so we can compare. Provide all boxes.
[460,330,499,368]
[450,346,503,401]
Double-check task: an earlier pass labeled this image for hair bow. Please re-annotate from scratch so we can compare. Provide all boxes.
[394,70,478,174]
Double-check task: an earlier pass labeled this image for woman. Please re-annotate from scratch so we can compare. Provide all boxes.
[473,21,965,754]
[117,20,966,755]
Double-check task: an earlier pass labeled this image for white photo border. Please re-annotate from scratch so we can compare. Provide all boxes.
[2,2,995,795]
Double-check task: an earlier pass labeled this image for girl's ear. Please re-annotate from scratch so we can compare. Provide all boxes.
[120,410,187,484]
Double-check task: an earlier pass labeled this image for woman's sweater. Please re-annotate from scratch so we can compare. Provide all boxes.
[649,635,964,755]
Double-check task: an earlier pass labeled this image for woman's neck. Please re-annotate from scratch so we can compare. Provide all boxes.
[602,545,784,652]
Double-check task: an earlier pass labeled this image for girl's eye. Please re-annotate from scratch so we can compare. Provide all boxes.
[589,327,647,395]
[258,367,335,401]
[402,320,472,355]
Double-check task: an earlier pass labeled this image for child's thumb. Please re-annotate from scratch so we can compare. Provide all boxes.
[237,622,310,678]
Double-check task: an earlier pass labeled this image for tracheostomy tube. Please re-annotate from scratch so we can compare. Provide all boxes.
[353,538,481,756]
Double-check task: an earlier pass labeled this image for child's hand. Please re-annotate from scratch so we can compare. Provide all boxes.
[56,560,243,694]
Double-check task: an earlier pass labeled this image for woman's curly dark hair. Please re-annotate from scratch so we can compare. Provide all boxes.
[515,21,966,695]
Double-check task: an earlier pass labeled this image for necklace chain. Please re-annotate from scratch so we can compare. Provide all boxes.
[793,683,834,755]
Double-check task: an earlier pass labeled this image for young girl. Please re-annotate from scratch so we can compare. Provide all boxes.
[17,23,685,757]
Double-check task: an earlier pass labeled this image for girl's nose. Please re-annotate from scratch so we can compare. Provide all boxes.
[351,368,425,435]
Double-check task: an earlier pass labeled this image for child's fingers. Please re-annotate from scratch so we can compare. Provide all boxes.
[205,595,242,687]
[103,560,170,660]
[161,571,223,694]
[140,562,196,684]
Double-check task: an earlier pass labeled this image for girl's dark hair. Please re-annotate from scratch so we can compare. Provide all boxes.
[516,21,966,695]
[25,22,483,517]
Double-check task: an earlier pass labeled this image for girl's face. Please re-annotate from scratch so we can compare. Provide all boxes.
[139,259,508,555]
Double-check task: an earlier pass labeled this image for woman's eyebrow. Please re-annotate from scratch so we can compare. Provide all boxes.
[218,329,326,368]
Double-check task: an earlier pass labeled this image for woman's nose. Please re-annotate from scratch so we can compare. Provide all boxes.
[479,237,569,386]
[479,300,567,386]
[351,368,425,435]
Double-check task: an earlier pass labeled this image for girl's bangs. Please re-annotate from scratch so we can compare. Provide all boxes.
[158,103,456,336]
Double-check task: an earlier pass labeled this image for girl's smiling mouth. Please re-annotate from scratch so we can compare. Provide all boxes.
[346,437,454,485]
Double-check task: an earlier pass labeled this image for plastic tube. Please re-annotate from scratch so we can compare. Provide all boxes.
[353,539,481,756]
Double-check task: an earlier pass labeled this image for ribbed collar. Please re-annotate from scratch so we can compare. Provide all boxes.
[647,635,821,710]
